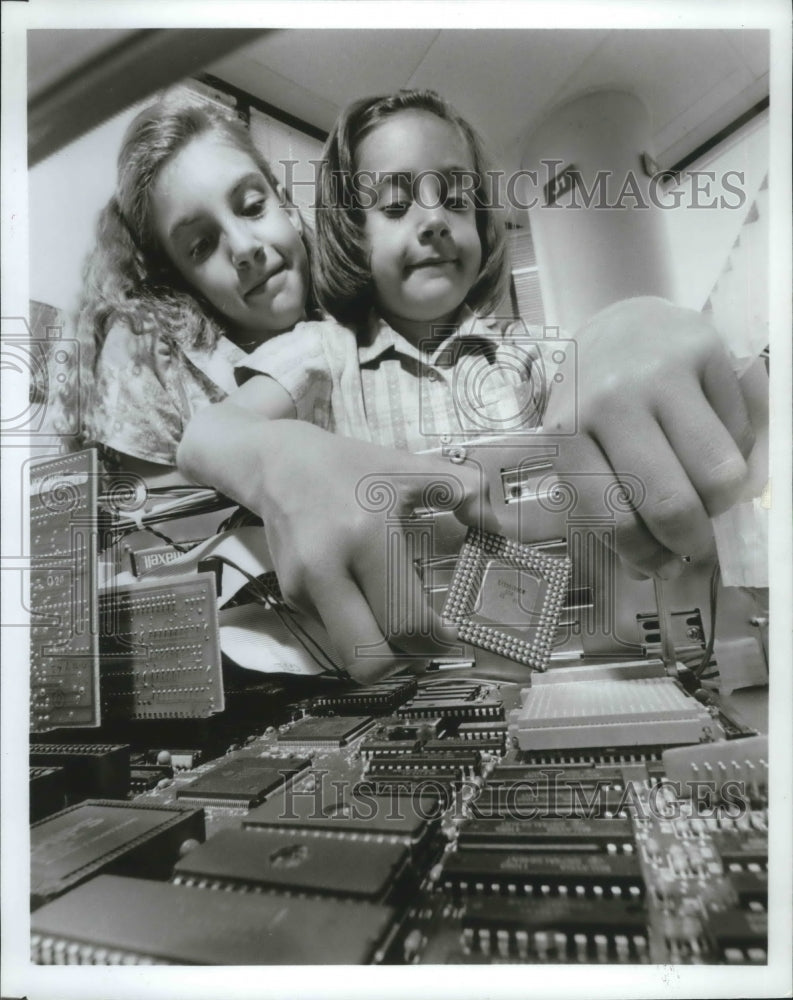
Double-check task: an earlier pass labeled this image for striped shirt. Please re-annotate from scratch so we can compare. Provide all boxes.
[236,309,548,453]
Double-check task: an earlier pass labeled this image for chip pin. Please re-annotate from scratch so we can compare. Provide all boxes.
[53,940,67,964]
[611,885,622,898]
[534,931,549,959]
[462,928,474,950]
[40,937,54,965]
[497,929,510,958]
[65,942,81,964]
[724,947,744,963]
[747,948,766,963]
[515,930,529,959]
[575,884,586,898]
[750,812,767,832]
[594,933,608,962]
[633,935,648,960]
[574,933,588,962]
[593,885,604,899]
[607,842,617,855]
[478,929,491,955]
[553,931,567,956]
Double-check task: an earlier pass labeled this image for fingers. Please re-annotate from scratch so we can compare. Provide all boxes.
[658,374,750,518]
[355,540,463,660]
[309,574,402,685]
[553,428,685,578]
[700,347,755,459]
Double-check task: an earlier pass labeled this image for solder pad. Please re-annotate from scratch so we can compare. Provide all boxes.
[442,528,570,671]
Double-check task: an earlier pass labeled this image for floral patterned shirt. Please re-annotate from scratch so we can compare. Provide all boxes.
[91,323,247,467]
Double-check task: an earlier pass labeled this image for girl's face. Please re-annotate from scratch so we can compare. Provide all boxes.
[151,132,309,341]
[356,110,482,344]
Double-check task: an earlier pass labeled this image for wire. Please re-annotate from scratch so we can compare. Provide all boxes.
[695,561,721,678]
[208,553,349,680]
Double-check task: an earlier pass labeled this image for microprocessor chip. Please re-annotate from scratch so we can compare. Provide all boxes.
[31,800,205,909]
[245,789,441,855]
[31,874,397,965]
[173,827,410,902]
[442,528,570,671]
[176,755,310,808]
[277,715,374,747]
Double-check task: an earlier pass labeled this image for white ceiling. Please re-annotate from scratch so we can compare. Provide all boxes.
[26,28,769,173]
[206,28,769,172]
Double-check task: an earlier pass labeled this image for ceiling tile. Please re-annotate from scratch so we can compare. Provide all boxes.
[721,29,771,80]
[208,29,438,122]
[406,30,609,156]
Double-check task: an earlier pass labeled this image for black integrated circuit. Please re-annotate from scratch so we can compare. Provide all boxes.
[398,699,504,722]
[31,874,398,965]
[311,678,417,716]
[176,755,310,808]
[244,789,443,860]
[469,785,629,820]
[277,715,374,747]
[457,817,635,853]
[705,908,768,963]
[460,895,648,962]
[29,767,67,821]
[29,743,131,801]
[172,827,412,903]
[441,850,645,899]
[726,869,768,909]
[31,800,205,909]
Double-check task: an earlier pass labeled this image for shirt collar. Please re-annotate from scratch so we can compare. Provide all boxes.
[180,334,247,394]
[357,306,502,367]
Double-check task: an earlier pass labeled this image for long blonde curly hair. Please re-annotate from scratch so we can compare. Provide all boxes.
[48,92,314,450]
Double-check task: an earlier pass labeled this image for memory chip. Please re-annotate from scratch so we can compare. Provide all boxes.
[712,831,768,866]
[706,908,768,962]
[441,850,644,897]
[469,786,628,819]
[277,715,374,747]
[172,827,410,902]
[488,764,625,786]
[176,755,310,808]
[244,789,441,856]
[367,753,480,774]
[29,743,130,801]
[727,869,768,907]
[361,739,420,757]
[311,678,417,716]
[461,895,648,961]
[31,874,397,965]
[397,699,504,722]
[457,817,634,852]
[31,800,205,909]
[29,767,67,821]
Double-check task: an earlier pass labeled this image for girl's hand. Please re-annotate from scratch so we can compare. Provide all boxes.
[179,410,498,683]
[540,297,758,578]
